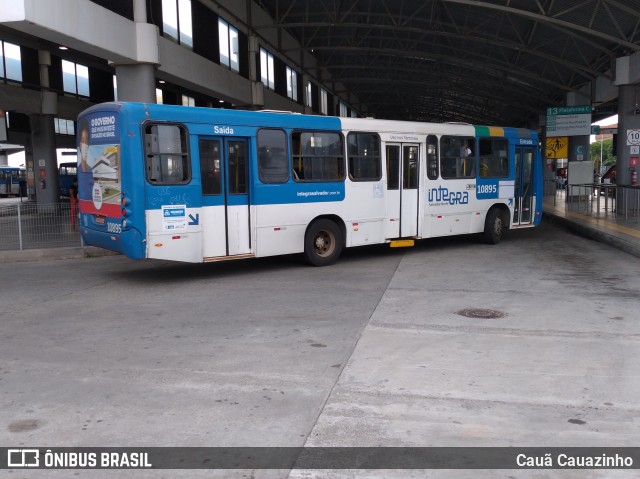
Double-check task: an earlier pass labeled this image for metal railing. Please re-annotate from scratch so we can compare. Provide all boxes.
[0,202,81,251]
[543,179,558,205]
[566,184,640,222]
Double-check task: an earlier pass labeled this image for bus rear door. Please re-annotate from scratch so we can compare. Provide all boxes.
[385,143,420,238]
[198,136,251,259]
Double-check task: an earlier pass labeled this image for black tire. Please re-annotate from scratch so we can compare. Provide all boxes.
[483,208,505,244]
[303,219,343,266]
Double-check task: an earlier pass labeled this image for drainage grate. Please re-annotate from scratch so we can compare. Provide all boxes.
[456,308,505,319]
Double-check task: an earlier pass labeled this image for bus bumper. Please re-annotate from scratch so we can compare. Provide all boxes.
[81,227,146,260]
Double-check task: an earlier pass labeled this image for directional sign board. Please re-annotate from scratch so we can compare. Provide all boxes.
[546,105,592,137]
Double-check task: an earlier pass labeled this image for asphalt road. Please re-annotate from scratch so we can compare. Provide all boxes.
[1,221,638,478]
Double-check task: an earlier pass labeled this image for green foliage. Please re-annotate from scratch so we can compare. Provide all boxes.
[590,138,616,172]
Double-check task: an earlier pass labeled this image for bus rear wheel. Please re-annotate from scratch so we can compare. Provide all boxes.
[304,219,343,266]
[483,208,505,244]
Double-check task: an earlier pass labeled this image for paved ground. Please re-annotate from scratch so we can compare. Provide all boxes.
[0,221,638,478]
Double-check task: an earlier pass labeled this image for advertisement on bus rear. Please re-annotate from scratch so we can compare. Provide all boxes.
[77,111,121,218]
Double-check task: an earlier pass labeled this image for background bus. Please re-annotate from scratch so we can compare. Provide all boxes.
[0,166,26,197]
[58,161,78,197]
[77,102,542,266]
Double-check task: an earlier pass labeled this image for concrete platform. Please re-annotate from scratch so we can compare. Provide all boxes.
[543,195,640,259]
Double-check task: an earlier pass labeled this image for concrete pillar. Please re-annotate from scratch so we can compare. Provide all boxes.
[566,88,591,165]
[568,136,590,163]
[302,73,312,115]
[248,35,264,108]
[31,50,59,205]
[615,84,640,186]
[115,64,156,103]
[614,54,640,212]
[31,113,59,205]
[113,0,158,103]
[39,50,51,89]
[133,0,147,22]
[0,151,8,166]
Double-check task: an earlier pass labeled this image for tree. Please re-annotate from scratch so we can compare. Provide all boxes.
[590,138,616,174]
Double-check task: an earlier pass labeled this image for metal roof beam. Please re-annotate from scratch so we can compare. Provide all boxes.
[438,0,640,51]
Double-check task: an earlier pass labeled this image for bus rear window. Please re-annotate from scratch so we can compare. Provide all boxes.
[144,124,190,184]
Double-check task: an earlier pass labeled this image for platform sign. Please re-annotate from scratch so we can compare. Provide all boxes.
[546,105,592,137]
[626,129,640,145]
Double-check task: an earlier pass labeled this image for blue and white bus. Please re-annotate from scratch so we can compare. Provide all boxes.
[77,102,542,266]
[0,166,26,197]
[58,161,78,197]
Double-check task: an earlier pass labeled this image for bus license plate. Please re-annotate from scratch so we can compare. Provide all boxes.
[95,216,105,225]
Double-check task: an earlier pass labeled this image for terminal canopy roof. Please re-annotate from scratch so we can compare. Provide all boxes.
[257,0,640,127]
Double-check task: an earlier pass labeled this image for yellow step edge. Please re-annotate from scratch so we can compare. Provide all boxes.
[389,239,415,248]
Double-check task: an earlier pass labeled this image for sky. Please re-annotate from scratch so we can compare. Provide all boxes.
[590,114,618,143]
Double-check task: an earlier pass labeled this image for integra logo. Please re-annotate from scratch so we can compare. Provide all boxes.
[428,186,469,205]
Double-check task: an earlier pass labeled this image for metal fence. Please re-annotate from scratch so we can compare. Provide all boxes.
[0,202,81,251]
[566,184,640,222]
[543,179,558,205]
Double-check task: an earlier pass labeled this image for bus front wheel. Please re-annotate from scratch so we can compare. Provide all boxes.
[304,219,343,266]
[483,208,505,244]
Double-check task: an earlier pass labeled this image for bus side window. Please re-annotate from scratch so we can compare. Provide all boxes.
[440,136,475,179]
[291,131,345,182]
[347,132,381,181]
[426,135,438,180]
[478,138,509,178]
[257,129,289,183]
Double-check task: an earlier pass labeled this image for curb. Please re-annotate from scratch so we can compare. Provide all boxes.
[0,246,120,264]
[543,211,640,259]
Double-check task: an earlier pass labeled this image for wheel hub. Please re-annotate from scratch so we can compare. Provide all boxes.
[314,231,333,256]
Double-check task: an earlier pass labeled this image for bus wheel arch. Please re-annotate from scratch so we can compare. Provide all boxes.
[303,216,345,266]
[483,205,509,244]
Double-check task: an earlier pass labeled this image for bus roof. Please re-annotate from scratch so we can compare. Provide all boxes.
[79,102,537,141]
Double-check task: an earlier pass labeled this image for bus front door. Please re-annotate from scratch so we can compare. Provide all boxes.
[385,143,420,238]
[199,137,251,259]
[514,146,535,226]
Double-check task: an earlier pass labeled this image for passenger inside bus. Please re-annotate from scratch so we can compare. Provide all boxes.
[441,137,475,179]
